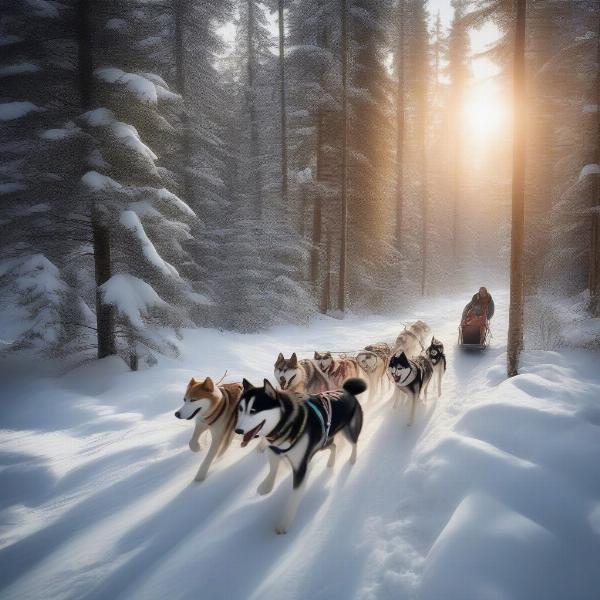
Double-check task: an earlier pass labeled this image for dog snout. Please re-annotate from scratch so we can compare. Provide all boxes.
[175,411,181,419]
[279,377,286,388]
[235,428,244,435]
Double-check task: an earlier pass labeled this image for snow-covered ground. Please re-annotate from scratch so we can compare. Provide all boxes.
[1,291,599,600]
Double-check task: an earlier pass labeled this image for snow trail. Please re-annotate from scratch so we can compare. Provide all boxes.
[1,291,600,599]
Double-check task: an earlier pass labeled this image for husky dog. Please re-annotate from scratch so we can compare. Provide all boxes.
[175,377,241,481]
[388,352,433,426]
[313,351,363,387]
[364,342,393,362]
[356,347,390,397]
[355,350,383,376]
[236,378,365,534]
[274,352,330,393]
[393,320,432,359]
[424,337,446,398]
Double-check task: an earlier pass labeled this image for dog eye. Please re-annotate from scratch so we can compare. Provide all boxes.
[249,408,256,414]
[238,405,243,412]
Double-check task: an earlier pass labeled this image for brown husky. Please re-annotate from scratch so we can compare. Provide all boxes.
[174,377,241,481]
[314,351,364,387]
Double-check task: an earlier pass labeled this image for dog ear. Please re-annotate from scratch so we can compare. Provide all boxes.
[399,352,410,367]
[263,379,277,399]
[189,377,197,386]
[203,377,214,392]
[242,378,253,391]
[290,352,298,367]
[313,351,319,359]
[276,352,284,366]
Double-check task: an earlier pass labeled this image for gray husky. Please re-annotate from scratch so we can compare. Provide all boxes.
[274,352,330,393]
[236,377,365,534]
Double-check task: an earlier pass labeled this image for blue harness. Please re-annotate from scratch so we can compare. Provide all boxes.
[269,393,336,455]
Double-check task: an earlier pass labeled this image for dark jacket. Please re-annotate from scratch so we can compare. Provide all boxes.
[462,292,495,321]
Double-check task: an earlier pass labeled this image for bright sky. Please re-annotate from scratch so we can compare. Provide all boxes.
[429,0,502,81]
[429,0,507,139]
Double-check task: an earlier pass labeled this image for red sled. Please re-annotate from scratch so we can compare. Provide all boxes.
[458,313,491,350]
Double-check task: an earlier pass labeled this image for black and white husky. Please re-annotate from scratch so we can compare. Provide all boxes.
[236,377,365,534]
[388,351,433,426]
[424,337,446,398]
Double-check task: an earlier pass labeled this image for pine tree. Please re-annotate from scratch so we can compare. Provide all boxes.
[447,0,470,273]
[395,0,406,252]
[589,10,600,315]
[278,0,289,203]
[507,0,527,376]
[338,0,349,312]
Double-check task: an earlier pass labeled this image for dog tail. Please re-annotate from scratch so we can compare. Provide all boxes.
[343,377,367,396]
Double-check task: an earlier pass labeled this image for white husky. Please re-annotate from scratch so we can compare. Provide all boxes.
[393,320,432,358]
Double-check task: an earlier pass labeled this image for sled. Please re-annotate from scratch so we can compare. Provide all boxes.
[458,313,491,350]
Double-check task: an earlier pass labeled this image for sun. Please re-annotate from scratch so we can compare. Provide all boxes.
[463,83,508,137]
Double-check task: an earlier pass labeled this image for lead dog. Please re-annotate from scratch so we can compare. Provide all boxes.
[388,351,433,426]
[274,352,330,393]
[175,377,242,481]
[393,320,432,358]
[236,377,365,534]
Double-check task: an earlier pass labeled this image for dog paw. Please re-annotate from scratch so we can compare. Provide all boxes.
[194,472,207,482]
[189,440,202,453]
[257,481,273,495]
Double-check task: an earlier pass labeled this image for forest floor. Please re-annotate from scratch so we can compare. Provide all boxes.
[1,291,600,600]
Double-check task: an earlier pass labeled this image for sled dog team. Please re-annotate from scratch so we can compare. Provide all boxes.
[175,320,447,534]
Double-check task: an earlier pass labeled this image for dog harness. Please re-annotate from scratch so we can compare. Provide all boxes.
[268,390,341,454]
[307,390,338,447]
[204,384,242,426]
[402,329,425,350]
[268,406,308,455]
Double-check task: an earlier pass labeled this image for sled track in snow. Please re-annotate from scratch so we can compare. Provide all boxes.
[7,291,600,600]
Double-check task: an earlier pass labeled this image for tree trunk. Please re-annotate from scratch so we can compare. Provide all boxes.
[247,0,263,220]
[395,1,405,249]
[507,0,527,377]
[311,197,322,286]
[338,0,349,312]
[278,0,288,203]
[588,12,600,316]
[92,210,116,358]
[320,230,332,314]
[77,0,116,359]
[76,0,93,110]
[420,137,428,296]
[174,0,194,205]
[451,116,461,267]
